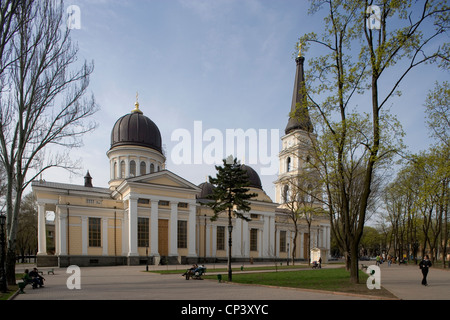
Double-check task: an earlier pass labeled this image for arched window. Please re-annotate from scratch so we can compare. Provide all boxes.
[130,160,136,177]
[114,162,118,179]
[283,185,290,203]
[286,157,291,172]
[307,184,313,203]
[120,161,125,178]
[140,161,146,175]
[150,163,155,173]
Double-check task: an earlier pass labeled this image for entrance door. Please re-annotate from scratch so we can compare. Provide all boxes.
[158,219,168,256]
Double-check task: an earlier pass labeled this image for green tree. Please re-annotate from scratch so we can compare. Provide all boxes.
[360,226,381,257]
[205,156,257,281]
[424,81,450,147]
[298,0,448,283]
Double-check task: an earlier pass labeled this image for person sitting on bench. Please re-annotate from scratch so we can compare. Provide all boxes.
[29,268,45,287]
[23,269,39,289]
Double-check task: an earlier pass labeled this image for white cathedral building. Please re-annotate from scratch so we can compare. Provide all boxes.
[33,54,331,267]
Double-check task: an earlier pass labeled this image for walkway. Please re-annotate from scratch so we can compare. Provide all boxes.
[11,261,449,301]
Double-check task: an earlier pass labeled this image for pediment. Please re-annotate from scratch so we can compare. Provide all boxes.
[127,170,200,191]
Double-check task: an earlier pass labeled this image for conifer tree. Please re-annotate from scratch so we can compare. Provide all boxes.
[205,156,257,281]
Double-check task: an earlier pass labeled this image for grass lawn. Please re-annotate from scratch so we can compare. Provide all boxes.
[204,268,398,299]
[0,273,24,300]
[150,264,310,275]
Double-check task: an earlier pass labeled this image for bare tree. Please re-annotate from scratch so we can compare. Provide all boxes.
[0,0,98,285]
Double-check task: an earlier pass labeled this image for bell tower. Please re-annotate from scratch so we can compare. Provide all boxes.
[275,50,316,205]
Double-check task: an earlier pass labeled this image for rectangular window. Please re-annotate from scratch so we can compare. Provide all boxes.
[250,229,258,252]
[280,231,287,252]
[89,217,101,247]
[177,221,187,248]
[138,198,149,205]
[138,217,149,247]
[216,226,225,251]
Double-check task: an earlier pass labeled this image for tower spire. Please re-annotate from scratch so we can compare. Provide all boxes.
[285,52,313,135]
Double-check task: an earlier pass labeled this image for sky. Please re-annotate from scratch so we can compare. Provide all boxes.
[38,0,449,202]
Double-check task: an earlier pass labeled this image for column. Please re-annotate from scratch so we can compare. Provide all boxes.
[212,226,217,257]
[102,218,108,256]
[58,208,67,255]
[242,218,249,258]
[54,208,60,255]
[37,202,47,255]
[81,216,88,255]
[269,216,275,258]
[258,228,263,257]
[275,229,280,257]
[169,202,178,257]
[125,156,130,178]
[187,202,197,257]
[327,226,331,253]
[263,215,269,257]
[287,230,291,259]
[150,200,159,256]
[233,217,242,257]
[110,159,114,180]
[206,223,211,258]
[300,231,304,259]
[122,210,129,256]
[128,197,138,256]
[322,226,326,249]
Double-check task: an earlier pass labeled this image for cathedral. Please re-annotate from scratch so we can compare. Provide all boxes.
[33,53,331,267]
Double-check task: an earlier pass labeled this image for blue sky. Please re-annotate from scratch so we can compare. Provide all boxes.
[41,0,448,201]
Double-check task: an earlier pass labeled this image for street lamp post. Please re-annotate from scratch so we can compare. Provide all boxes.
[146,242,149,272]
[227,224,233,282]
[0,214,8,293]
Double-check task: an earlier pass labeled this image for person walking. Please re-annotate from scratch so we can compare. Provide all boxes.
[419,255,432,286]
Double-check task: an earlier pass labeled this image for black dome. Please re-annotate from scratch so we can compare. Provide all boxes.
[241,164,262,189]
[111,110,162,153]
[197,182,214,199]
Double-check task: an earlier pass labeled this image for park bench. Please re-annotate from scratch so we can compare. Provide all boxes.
[18,277,37,293]
[183,266,207,280]
[360,264,368,270]
[38,268,55,275]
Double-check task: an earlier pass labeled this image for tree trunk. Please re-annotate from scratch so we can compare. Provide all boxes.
[227,208,232,282]
[6,248,16,286]
[292,229,297,266]
[349,244,359,284]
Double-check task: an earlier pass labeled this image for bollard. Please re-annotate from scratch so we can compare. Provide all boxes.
[217,274,222,283]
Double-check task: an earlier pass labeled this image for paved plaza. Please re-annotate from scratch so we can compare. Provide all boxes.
[11,261,450,301]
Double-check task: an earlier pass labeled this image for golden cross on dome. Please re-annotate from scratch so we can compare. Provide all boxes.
[132,91,143,114]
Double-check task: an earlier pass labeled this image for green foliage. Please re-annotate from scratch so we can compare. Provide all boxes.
[425,81,450,146]
[296,0,449,281]
[205,156,257,222]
